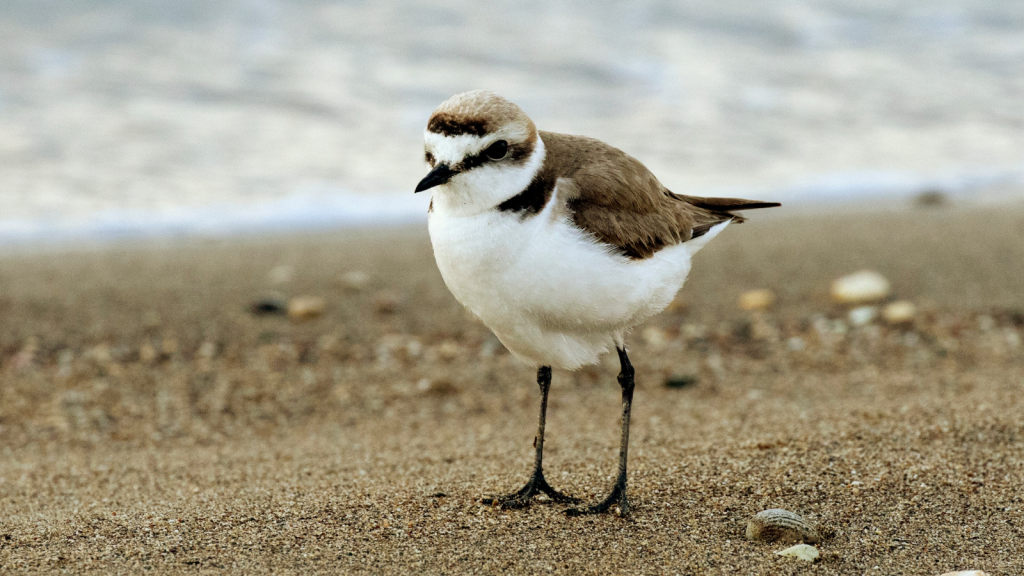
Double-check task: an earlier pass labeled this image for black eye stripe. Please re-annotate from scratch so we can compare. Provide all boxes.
[457,140,528,172]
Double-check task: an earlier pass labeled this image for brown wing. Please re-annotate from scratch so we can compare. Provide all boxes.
[540,132,780,259]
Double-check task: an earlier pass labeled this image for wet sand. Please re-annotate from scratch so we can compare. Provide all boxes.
[1,205,1023,574]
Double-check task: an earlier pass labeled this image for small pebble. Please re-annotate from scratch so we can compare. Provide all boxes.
[197,342,217,359]
[831,270,891,304]
[139,343,157,363]
[746,509,821,544]
[848,305,878,327]
[775,544,819,562]
[883,300,916,324]
[288,296,326,322]
[250,296,287,316]
[161,338,179,356]
[664,374,698,389]
[436,340,461,361]
[915,189,948,208]
[739,289,775,311]
[373,291,402,314]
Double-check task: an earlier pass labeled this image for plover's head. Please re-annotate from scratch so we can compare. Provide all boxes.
[416,91,544,212]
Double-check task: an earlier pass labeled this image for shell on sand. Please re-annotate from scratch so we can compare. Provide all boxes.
[775,544,819,562]
[831,270,891,304]
[739,289,776,311]
[746,509,821,544]
[883,300,917,324]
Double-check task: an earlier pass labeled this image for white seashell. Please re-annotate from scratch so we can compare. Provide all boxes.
[831,270,891,304]
[882,300,916,324]
[848,305,877,327]
[775,544,819,562]
[739,289,775,311]
[746,509,821,544]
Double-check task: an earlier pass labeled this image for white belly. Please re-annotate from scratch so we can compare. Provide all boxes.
[427,198,721,370]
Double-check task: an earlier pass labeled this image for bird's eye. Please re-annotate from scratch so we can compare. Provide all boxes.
[424,151,435,166]
[485,140,508,160]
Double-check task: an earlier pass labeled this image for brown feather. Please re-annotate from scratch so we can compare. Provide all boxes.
[529,131,779,259]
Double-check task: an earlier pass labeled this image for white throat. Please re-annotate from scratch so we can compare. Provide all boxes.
[427,136,546,217]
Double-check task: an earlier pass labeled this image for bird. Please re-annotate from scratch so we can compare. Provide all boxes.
[415,90,779,516]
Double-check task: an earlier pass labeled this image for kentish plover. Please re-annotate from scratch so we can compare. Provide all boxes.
[416,91,779,516]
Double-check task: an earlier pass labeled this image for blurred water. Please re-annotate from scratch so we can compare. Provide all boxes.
[1,0,1022,244]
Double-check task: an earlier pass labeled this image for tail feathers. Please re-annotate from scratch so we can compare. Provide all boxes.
[678,194,782,212]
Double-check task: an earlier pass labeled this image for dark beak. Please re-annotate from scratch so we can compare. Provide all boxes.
[415,164,456,193]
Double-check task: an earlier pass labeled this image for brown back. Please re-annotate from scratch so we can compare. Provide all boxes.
[520,131,780,259]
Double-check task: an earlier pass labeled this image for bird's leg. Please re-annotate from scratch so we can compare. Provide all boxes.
[482,366,579,509]
[567,347,635,517]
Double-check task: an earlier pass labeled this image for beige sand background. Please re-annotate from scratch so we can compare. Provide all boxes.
[2,206,1023,574]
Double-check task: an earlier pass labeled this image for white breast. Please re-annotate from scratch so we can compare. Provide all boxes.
[427,186,728,370]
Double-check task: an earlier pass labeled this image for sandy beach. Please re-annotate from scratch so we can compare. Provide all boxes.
[1,205,1023,574]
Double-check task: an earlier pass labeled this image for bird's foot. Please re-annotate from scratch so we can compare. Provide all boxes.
[565,481,629,517]
[482,470,579,509]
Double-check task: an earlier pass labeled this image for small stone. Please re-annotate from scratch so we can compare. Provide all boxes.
[90,343,113,364]
[288,296,326,322]
[161,338,179,356]
[775,544,819,562]
[831,270,891,304]
[746,509,821,544]
[848,305,878,327]
[739,289,775,311]
[419,379,459,396]
[339,270,371,291]
[250,296,287,316]
[642,326,669,348]
[436,340,461,361]
[977,315,996,332]
[139,343,157,363]
[883,301,916,324]
[197,342,217,359]
[915,189,948,208]
[665,375,698,389]
[373,291,402,314]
